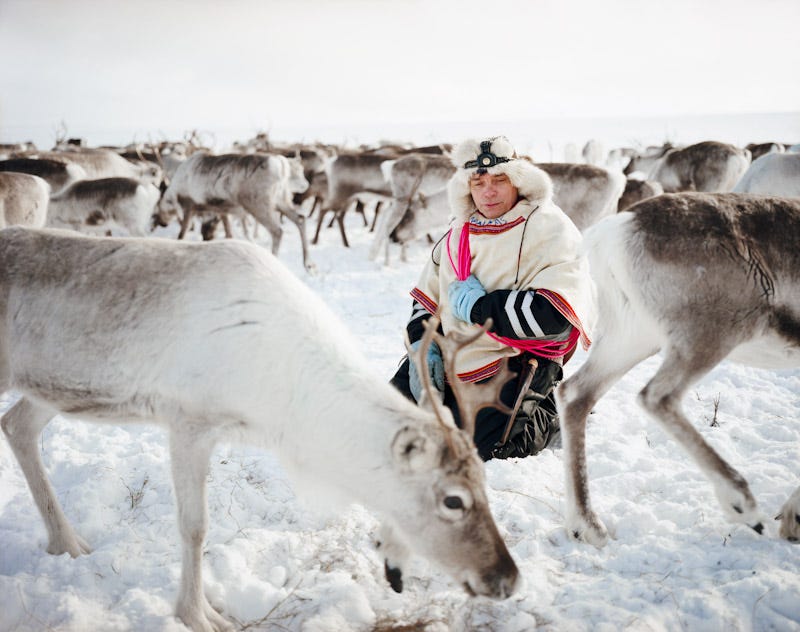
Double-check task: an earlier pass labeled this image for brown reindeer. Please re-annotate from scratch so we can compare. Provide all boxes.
[556,192,800,546]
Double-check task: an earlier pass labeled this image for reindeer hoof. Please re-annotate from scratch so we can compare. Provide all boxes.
[304,261,318,275]
[47,533,92,557]
[384,560,404,593]
[566,513,609,547]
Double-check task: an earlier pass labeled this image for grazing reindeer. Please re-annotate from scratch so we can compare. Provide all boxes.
[0,227,519,632]
[159,152,314,271]
[556,193,800,546]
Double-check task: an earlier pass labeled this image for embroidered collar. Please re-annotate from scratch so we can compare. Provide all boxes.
[468,201,535,234]
[468,216,526,234]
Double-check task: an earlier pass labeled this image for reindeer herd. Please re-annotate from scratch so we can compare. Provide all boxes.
[0,133,798,631]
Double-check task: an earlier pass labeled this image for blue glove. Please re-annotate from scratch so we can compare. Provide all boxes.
[408,340,445,402]
[448,274,486,323]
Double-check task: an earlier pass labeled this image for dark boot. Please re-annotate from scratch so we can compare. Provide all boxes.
[490,358,562,460]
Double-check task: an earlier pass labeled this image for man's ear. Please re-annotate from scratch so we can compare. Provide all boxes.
[391,425,439,473]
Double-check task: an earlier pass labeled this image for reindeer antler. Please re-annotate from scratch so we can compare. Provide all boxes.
[405,313,515,449]
[154,145,167,171]
[403,315,457,454]
[435,320,515,441]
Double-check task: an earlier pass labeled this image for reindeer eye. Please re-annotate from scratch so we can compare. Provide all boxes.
[438,487,473,520]
[444,496,464,510]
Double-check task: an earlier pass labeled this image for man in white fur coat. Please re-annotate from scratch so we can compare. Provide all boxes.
[391,136,596,460]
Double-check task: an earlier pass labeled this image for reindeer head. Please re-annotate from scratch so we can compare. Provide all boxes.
[285,156,309,195]
[385,315,519,599]
[152,188,177,228]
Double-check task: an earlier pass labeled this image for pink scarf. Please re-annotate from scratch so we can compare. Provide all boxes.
[446,223,580,359]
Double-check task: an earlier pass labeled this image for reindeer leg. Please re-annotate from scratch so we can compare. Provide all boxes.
[248,205,283,257]
[1,397,91,557]
[557,335,657,547]
[638,346,765,534]
[237,211,253,242]
[312,208,328,245]
[370,201,383,232]
[221,214,233,239]
[170,427,232,632]
[336,210,350,248]
[177,206,194,240]
[355,199,368,227]
[308,196,320,220]
[280,205,316,272]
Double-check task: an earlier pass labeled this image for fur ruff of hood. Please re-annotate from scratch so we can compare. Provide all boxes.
[447,136,554,223]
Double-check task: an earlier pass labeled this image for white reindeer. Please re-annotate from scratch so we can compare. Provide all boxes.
[556,192,800,546]
[627,141,750,193]
[47,176,160,236]
[368,153,455,263]
[159,152,315,271]
[0,157,87,195]
[0,226,519,632]
[38,147,162,186]
[733,152,800,198]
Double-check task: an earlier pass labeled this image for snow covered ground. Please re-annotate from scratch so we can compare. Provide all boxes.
[0,206,798,632]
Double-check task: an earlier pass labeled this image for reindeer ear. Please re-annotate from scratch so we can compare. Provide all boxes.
[391,426,439,473]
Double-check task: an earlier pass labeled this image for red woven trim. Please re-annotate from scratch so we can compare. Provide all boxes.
[410,288,437,315]
[455,358,503,383]
[468,216,526,235]
[537,289,592,350]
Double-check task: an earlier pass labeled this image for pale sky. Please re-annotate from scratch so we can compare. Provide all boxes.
[1,0,799,149]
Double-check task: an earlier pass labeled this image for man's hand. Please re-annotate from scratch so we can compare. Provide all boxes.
[448,274,486,323]
[408,340,445,402]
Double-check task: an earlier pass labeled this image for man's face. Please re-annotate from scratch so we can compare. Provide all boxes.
[469,172,520,219]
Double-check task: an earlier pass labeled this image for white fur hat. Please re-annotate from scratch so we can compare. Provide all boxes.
[447,136,553,222]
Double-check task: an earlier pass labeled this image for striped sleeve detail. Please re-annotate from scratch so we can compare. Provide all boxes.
[504,290,545,338]
[472,289,568,338]
[406,299,433,344]
[410,301,429,322]
[410,288,437,315]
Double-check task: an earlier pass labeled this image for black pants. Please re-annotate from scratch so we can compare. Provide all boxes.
[390,353,559,460]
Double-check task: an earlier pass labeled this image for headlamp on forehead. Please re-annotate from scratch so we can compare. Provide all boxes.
[463,140,512,173]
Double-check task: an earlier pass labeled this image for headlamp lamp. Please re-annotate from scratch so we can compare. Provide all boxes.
[463,140,512,172]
